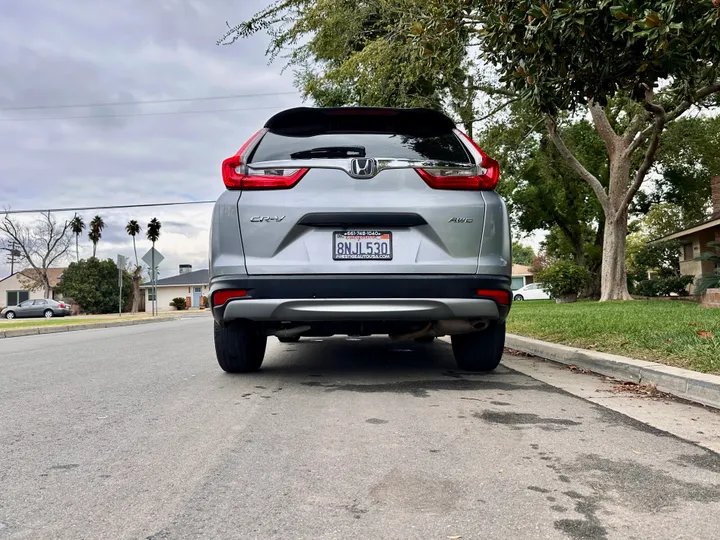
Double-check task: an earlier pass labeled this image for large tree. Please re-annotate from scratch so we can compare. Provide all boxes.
[396,0,720,300]
[220,0,481,134]
[0,212,72,298]
[512,241,535,266]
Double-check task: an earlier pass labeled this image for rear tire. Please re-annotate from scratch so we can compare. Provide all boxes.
[214,320,267,373]
[5,311,15,320]
[451,322,506,372]
[44,309,54,318]
[414,335,436,343]
[277,335,300,343]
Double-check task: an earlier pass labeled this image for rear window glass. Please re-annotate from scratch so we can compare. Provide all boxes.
[250,132,472,163]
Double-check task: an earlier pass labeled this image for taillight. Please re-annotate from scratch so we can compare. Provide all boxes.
[416,130,500,190]
[212,289,248,307]
[58,303,65,308]
[477,289,511,306]
[222,129,309,190]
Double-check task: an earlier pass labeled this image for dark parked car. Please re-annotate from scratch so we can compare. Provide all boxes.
[2,299,71,319]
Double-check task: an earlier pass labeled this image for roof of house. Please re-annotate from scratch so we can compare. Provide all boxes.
[512,264,533,276]
[653,217,720,243]
[141,269,209,288]
[0,267,66,287]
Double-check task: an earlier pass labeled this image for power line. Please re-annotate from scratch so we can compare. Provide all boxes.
[0,104,289,122]
[3,201,215,215]
[0,91,299,111]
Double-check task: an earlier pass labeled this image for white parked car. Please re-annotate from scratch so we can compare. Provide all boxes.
[513,283,551,301]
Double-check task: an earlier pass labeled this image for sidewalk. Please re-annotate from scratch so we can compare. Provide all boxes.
[504,333,720,410]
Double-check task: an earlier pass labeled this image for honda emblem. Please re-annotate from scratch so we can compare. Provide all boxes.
[349,158,377,179]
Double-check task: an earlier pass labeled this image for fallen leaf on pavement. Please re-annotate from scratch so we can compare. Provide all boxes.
[448,536,462,539]
[568,365,591,374]
[632,450,641,455]
[696,330,715,339]
[608,381,668,398]
[503,347,534,357]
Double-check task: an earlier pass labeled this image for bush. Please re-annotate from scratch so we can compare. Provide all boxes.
[535,261,592,299]
[635,276,694,297]
[56,258,132,314]
[695,270,720,296]
[170,297,187,310]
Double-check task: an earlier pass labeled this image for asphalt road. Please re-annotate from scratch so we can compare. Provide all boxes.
[1,317,719,540]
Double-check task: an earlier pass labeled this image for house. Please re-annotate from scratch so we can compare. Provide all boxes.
[512,264,535,290]
[654,176,720,293]
[0,268,66,308]
[141,265,209,312]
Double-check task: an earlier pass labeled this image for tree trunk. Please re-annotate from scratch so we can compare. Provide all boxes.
[599,210,632,301]
[130,267,142,313]
[574,243,586,268]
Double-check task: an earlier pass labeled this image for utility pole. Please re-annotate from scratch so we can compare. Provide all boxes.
[2,241,21,275]
[152,248,156,317]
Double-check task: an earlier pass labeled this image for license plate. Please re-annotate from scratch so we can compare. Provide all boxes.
[333,231,392,260]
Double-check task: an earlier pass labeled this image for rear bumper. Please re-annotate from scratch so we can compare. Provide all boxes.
[210,275,511,324]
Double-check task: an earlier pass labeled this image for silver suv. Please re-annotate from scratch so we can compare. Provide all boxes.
[209,107,511,373]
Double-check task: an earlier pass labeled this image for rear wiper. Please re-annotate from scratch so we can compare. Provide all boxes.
[290,146,366,159]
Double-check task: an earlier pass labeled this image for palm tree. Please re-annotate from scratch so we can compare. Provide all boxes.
[146,218,162,315]
[88,215,105,258]
[69,214,85,262]
[146,218,161,245]
[125,220,141,266]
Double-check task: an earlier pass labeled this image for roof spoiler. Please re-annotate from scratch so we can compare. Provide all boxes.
[264,107,457,137]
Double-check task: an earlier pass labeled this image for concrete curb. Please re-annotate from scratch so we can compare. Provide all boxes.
[505,334,720,410]
[0,316,203,339]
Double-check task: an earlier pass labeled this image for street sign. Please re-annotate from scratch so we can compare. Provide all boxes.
[141,248,164,316]
[141,247,164,268]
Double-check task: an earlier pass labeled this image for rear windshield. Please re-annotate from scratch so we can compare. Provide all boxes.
[250,132,472,163]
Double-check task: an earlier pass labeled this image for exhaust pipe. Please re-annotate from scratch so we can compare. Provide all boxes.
[390,323,433,341]
[390,320,488,341]
[433,320,487,336]
[274,325,311,338]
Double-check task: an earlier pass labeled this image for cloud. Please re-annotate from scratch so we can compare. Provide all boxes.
[0,0,303,278]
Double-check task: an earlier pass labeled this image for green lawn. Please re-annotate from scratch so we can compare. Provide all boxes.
[0,316,145,331]
[507,300,720,374]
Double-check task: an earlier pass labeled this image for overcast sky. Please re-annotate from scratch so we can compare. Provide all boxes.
[0,0,304,278]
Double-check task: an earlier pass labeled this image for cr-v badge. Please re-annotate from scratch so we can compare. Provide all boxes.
[349,158,377,178]
[250,216,286,223]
